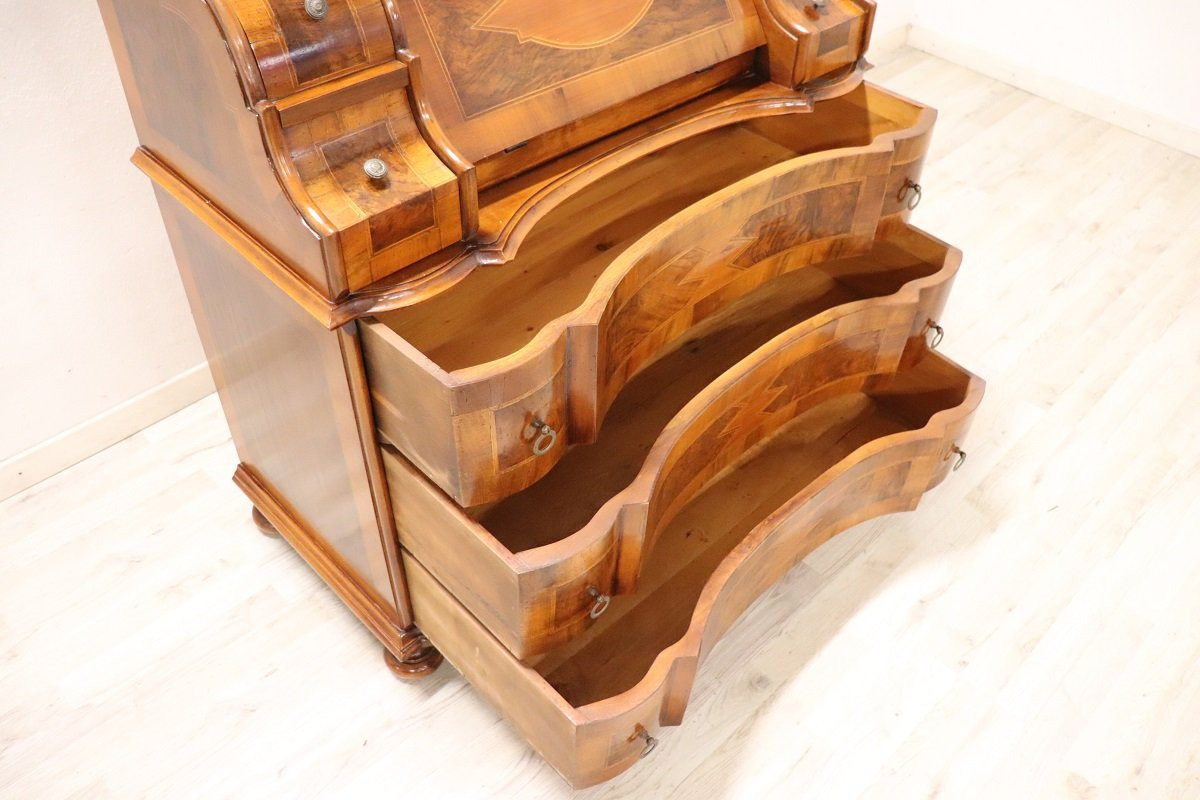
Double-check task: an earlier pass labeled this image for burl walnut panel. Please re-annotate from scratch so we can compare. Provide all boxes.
[388,0,766,160]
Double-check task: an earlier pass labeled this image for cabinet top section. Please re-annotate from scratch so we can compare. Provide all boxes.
[100,0,878,309]
[209,0,876,164]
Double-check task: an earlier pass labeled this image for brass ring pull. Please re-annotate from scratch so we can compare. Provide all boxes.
[587,587,611,619]
[630,725,658,759]
[899,179,923,210]
[927,320,945,349]
[530,418,558,456]
[947,445,967,471]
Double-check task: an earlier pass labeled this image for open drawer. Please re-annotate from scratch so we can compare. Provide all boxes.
[381,221,962,658]
[360,83,936,507]
[405,350,984,788]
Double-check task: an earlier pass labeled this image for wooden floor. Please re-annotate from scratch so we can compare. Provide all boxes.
[4,49,1200,799]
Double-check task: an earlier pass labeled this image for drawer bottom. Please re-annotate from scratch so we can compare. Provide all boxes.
[405,352,982,787]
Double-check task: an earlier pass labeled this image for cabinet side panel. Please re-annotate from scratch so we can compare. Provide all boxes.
[97,0,330,293]
[153,187,399,615]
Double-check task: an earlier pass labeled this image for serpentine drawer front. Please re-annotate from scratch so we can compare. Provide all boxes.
[101,0,983,787]
[359,83,935,508]
[382,221,961,659]
[404,351,983,788]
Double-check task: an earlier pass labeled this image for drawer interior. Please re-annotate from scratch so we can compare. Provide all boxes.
[530,353,972,706]
[468,227,947,545]
[373,84,924,374]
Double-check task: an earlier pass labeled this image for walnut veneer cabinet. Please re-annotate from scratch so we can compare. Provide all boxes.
[100,0,983,786]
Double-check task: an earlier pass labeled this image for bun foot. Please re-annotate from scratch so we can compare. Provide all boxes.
[383,630,444,680]
[251,506,282,538]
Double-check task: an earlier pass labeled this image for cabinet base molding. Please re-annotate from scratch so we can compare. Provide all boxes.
[235,465,442,681]
[383,640,445,681]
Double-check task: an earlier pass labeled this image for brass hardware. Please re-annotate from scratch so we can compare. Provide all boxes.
[899,178,923,210]
[927,320,945,349]
[530,418,558,456]
[363,158,389,181]
[587,587,611,620]
[629,724,658,759]
[948,445,967,471]
[304,0,329,20]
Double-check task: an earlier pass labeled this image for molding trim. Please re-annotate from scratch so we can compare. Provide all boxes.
[907,25,1200,159]
[233,464,442,675]
[0,364,216,502]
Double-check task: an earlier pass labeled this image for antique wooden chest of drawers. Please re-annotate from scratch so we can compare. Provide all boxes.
[99,0,982,786]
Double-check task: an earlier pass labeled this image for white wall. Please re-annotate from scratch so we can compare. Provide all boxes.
[0,1,211,500]
[909,0,1200,156]
[871,0,914,52]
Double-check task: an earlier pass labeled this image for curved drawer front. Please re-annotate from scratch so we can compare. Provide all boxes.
[221,0,397,101]
[597,264,959,592]
[384,235,961,659]
[404,353,984,788]
[575,145,892,437]
[364,137,927,508]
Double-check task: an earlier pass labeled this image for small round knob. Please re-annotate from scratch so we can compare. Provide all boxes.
[363,158,389,181]
[304,0,329,20]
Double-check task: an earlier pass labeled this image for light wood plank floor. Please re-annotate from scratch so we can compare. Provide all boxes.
[4,49,1200,799]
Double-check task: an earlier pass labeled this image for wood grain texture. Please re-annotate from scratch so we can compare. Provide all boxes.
[102,0,469,300]
[386,0,766,161]
[360,83,932,507]
[404,352,982,788]
[383,222,962,658]
[337,79,924,322]
[98,0,884,313]
[274,63,464,290]
[226,0,397,99]
[97,0,331,290]
[153,184,405,619]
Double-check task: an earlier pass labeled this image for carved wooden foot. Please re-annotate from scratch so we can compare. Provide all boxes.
[251,506,282,538]
[383,629,444,680]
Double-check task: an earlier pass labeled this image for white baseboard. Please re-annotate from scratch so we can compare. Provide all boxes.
[0,364,216,502]
[907,25,1200,159]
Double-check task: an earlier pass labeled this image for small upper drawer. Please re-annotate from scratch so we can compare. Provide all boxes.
[404,348,983,788]
[382,221,963,659]
[360,82,935,508]
[231,0,397,100]
[756,0,877,87]
[273,63,465,291]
